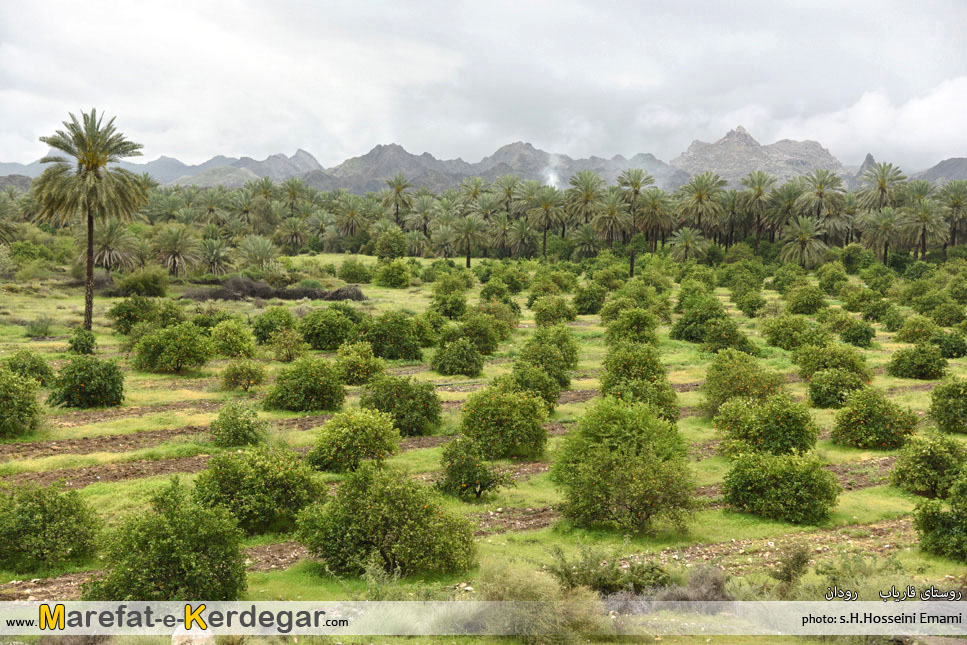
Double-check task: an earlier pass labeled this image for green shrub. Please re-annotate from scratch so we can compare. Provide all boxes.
[306,408,399,472]
[701,349,784,416]
[267,327,309,362]
[734,289,766,318]
[839,317,875,348]
[373,259,411,288]
[338,257,372,283]
[48,356,124,408]
[702,317,759,355]
[24,316,54,338]
[770,264,806,293]
[299,308,357,351]
[841,243,873,274]
[861,298,891,322]
[930,378,967,434]
[518,325,578,388]
[761,314,831,351]
[492,361,562,412]
[461,389,547,459]
[335,342,385,385]
[67,328,96,355]
[599,295,636,324]
[263,358,345,411]
[808,368,867,408]
[882,306,906,332]
[552,397,693,533]
[210,401,268,446]
[669,294,726,342]
[785,284,827,314]
[715,393,819,456]
[449,314,500,355]
[930,331,967,359]
[0,483,99,573]
[914,472,967,562]
[891,433,966,498]
[887,344,947,380]
[359,312,422,360]
[3,349,54,386]
[605,307,659,345]
[437,435,513,500]
[723,454,840,524]
[359,375,442,436]
[841,284,880,312]
[545,544,670,594]
[133,322,215,372]
[251,306,296,344]
[432,338,484,376]
[794,343,871,381]
[297,464,475,575]
[0,368,42,438]
[895,314,941,343]
[816,262,848,295]
[83,480,246,600]
[471,299,518,339]
[194,446,319,534]
[479,278,509,303]
[600,341,667,392]
[532,295,577,327]
[604,377,679,423]
[430,292,467,319]
[573,283,607,315]
[932,302,966,327]
[832,388,917,449]
[221,359,267,392]
[107,295,159,335]
[117,267,168,296]
[209,320,256,358]
[374,229,407,260]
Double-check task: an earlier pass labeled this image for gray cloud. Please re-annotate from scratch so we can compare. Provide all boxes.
[1,0,964,171]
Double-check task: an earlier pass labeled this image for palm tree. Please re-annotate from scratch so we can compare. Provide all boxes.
[570,224,601,260]
[669,227,708,262]
[766,181,804,242]
[567,170,606,225]
[901,199,948,260]
[858,162,905,211]
[382,173,413,226]
[904,179,935,206]
[779,216,828,268]
[796,169,845,224]
[200,237,233,275]
[528,185,565,258]
[591,189,631,248]
[492,175,520,218]
[452,214,487,268]
[457,177,487,213]
[676,172,726,232]
[431,223,456,259]
[858,207,902,263]
[32,109,148,329]
[0,193,18,243]
[489,212,513,257]
[404,230,427,257]
[940,180,967,257]
[405,194,438,236]
[739,170,777,250]
[85,218,136,276]
[238,234,278,270]
[281,177,307,215]
[637,187,675,251]
[275,217,310,254]
[335,194,368,238]
[507,218,537,257]
[152,224,201,276]
[617,168,655,220]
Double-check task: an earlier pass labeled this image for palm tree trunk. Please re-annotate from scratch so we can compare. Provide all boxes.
[921,226,927,259]
[466,246,471,269]
[629,251,636,278]
[542,226,548,259]
[84,207,95,331]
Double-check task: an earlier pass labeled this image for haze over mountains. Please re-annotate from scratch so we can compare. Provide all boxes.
[2,127,964,193]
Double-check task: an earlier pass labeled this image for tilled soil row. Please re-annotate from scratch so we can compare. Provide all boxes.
[51,400,224,428]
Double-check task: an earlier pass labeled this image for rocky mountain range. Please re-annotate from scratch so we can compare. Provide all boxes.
[2,128,965,194]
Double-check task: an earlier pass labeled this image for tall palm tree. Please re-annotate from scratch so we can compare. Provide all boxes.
[238,234,278,270]
[676,172,726,232]
[570,223,601,260]
[939,180,967,257]
[857,207,902,263]
[335,194,368,238]
[275,217,310,254]
[739,170,777,250]
[492,175,520,218]
[0,193,18,243]
[901,199,948,260]
[617,168,654,225]
[152,224,201,276]
[489,212,513,258]
[766,181,805,242]
[779,216,828,268]
[637,187,675,251]
[858,162,905,211]
[507,218,537,258]
[33,109,147,329]
[405,193,438,236]
[381,173,413,226]
[567,170,606,225]
[796,169,845,226]
[528,185,565,258]
[668,227,708,262]
[452,214,487,268]
[904,179,935,207]
[281,177,307,215]
[457,177,487,213]
[591,189,631,248]
[85,218,136,277]
[200,237,233,275]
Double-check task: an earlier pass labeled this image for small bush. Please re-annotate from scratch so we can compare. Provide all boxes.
[267,327,309,362]
[83,480,246,601]
[107,295,159,335]
[0,483,100,573]
[221,359,267,392]
[891,433,966,498]
[437,435,513,500]
[600,341,667,392]
[734,289,766,318]
[932,302,966,327]
[47,356,124,408]
[669,294,726,342]
[573,283,607,315]
[785,284,827,315]
[831,388,918,449]
[761,314,831,351]
[430,292,467,319]
[359,374,442,436]
[702,317,759,355]
[133,322,215,372]
[895,314,941,343]
[24,316,55,338]
[839,317,875,348]
[263,358,345,411]
[0,368,42,438]
[715,393,819,456]
[299,308,357,351]
[3,349,54,386]
[116,267,168,296]
[723,453,840,524]
[297,464,475,575]
[545,544,671,594]
[492,362,562,412]
[808,368,867,408]
[359,312,422,360]
[605,307,659,346]
[373,259,411,288]
[861,298,891,322]
[251,306,296,344]
[335,342,385,385]
[338,257,372,283]
[770,264,806,293]
[194,446,319,534]
[930,331,967,359]
[306,408,399,472]
[451,314,501,355]
[532,295,577,327]
[461,389,547,460]
[552,397,693,533]
[210,401,268,446]
[208,320,256,358]
[518,325,579,388]
[817,262,848,295]
[431,338,484,377]
[67,328,96,355]
[882,306,906,332]
[701,348,784,416]
[887,344,948,380]
[930,378,967,434]
[794,343,871,381]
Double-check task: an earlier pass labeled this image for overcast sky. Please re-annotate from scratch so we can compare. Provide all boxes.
[1,0,965,171]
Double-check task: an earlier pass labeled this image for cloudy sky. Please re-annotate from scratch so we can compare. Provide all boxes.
[1,0,965,171]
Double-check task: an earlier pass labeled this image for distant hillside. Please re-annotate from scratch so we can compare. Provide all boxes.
[0,174,31,192]
[914,158,967,184]
[171,166,261,188]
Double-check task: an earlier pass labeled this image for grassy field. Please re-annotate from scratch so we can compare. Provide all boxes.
[1,252,965,644]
